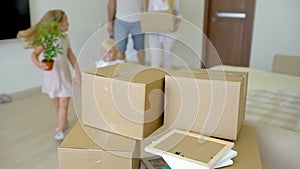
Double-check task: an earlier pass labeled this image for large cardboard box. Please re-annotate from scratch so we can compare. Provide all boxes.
[164,69,248,140]
[141,11,175,33]
[58,122,140,169]
[82,63,169,140]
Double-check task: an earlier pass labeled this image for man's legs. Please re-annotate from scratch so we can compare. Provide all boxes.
[131,21,145,65]
[114,19,129,61]
[137,50,145,65]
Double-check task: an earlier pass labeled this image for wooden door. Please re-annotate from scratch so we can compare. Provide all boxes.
[202,0,256,68]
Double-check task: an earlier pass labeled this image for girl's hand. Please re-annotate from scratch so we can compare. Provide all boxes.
[39,62,49,70]
[73,75,81,86]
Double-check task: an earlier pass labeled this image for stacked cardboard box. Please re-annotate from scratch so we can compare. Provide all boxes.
[164,68,248,140]
[58,63,170,169]
[58,121,140,169]
[58,63,262,169]
[81,63,170,140]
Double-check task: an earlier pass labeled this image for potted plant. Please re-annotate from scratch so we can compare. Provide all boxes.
[32,21,65,71]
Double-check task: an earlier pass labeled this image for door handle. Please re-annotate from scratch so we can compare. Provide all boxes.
[215,12,246,19]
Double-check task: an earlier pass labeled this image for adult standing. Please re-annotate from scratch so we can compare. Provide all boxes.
[107,0,147,65]
[147,0,182,69]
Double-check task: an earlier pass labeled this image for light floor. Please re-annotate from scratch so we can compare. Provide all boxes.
[0,87,78,169]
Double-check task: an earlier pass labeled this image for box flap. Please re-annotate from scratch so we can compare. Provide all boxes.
[84,63,169,84]
[175,68,247,82]
[59,122,100,149]
[84,63,144,77]
[121,68,169,83]
[59,122,138,152]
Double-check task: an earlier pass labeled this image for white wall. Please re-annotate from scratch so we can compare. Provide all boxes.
[250,0,300,70]
[0,39,41,94]
[0,0,205,94]
[29,0,107,55]
[1,0,300,94]
[0,0,107,94]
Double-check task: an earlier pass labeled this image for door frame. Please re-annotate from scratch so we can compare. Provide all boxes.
[201,0,210,68]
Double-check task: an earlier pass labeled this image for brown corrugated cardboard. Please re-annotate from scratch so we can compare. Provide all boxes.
[225,124,262,169]
[141,11,175,33]
[82,63,169,140]
[58,122,140,169]
[164,69,248,140]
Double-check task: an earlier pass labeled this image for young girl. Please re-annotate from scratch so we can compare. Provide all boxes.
[95,38,124,68]
[147,0,182,69]
[17,9,81,140]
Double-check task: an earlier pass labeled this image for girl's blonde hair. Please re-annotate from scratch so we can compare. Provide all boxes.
[101,38,118,52]
[101,38,121,60]
[17,9,66,48]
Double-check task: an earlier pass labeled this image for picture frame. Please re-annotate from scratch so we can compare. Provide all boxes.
[142,156,171,169]
[144,129,235,169]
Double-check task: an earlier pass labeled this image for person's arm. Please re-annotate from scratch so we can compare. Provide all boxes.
[67,48,81,85]
[31,45,49,70]
[145,0,149,11]
[173,18,182,32]
[173,0,182,32]
[107,0,116,38]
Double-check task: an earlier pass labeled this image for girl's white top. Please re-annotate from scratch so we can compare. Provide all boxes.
[95,59,124,68]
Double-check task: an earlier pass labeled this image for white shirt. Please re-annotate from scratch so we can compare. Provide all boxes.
[116,0,143,22]
[95,59,124,68]
[148,0,182,18]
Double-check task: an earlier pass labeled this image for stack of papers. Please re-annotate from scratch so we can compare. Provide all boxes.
[145,129,237,169]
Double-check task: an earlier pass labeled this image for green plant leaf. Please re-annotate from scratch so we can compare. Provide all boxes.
[32,21,65,61]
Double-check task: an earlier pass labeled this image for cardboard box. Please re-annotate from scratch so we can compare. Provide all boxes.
[225,124,262,169]
[164,69,248,140]
[82,63,169,140]
[141,11,175,33]
[58,122,140,169]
